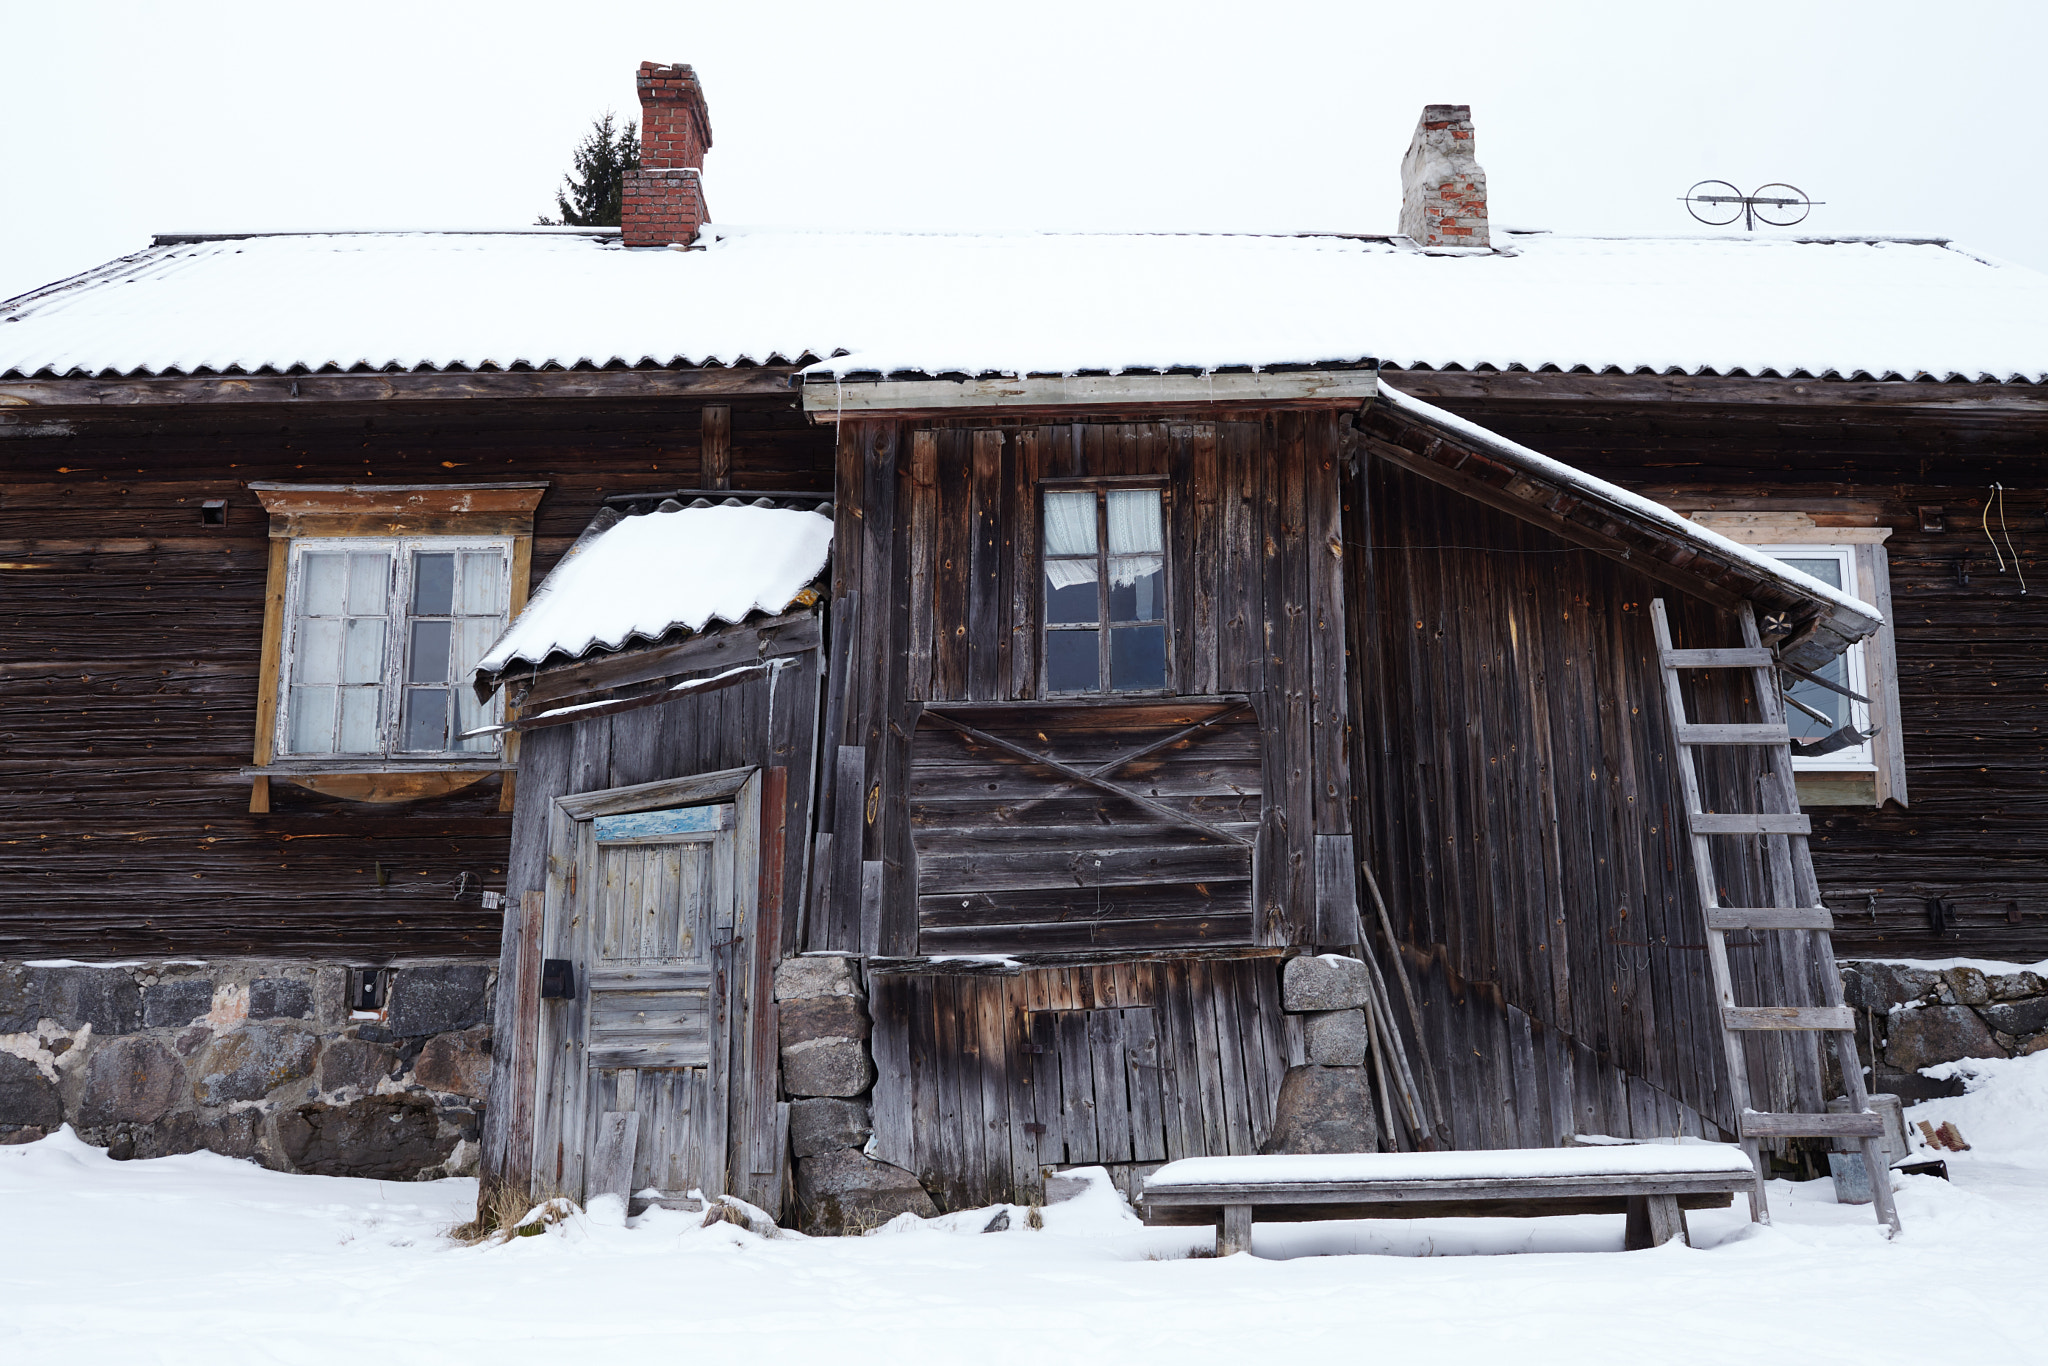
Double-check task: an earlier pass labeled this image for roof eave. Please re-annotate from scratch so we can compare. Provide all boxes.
[1357,385,1882,670]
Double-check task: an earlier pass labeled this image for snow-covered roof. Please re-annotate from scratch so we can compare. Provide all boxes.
[4,226,2046,384]
[475,499,832,677]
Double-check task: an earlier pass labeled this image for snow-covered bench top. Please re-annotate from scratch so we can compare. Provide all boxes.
[1141,1144,1758,1254]
[1144,1143,1755,1189]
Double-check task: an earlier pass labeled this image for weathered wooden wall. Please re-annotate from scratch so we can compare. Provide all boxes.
[481,641,818,1209]
[1401,378,2048,961]
[1356,456,1833,1145]
[0,397,831,958]
[909,701,1261,953]
[818,414,1358,958]
[868,954,1288,1209]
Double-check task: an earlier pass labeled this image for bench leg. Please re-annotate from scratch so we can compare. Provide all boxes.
[1216,1204,1253,1258]
[1624,1194,1689,1250]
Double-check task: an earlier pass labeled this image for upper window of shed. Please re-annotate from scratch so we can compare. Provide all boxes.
[1042,485,1168,695]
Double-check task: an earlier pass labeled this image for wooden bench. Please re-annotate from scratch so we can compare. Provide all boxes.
[1139,1146,1756,1256]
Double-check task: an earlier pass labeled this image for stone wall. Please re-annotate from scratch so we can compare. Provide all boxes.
[775,953,935,1233]
[0,957,493,1179]
[1840,959,2048,1100]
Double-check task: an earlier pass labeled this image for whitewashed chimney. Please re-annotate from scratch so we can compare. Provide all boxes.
[1399,104,1488,248]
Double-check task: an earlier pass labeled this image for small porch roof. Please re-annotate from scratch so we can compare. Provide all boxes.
[1359,383,1882,670]
[472,496,832,692]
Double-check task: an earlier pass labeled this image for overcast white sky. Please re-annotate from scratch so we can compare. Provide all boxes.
[4,1,2044,303]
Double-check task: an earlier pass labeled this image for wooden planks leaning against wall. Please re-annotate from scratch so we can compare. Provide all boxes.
[867,954,1288,1210]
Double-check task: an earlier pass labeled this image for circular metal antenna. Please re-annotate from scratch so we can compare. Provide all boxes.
[1683,180,1747,227]
[1680,181,1823,231]
[1749,183,1814,228]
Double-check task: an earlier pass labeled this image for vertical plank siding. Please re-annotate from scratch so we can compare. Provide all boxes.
[872,955,1286,1208]
[493,638,821,1207]
[1356,457,1819,1143]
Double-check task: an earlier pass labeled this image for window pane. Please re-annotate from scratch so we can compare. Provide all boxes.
[454,682,492,752]
[297,617,344,684]
[1046,630,1099,693]
[1107,556,1165,622]
[289,685,336,753]
[337,687,383,752]
[1045,561,1099,625]
[408,620,453,684]
[1110,625,1167,691]
[402,689,449,751]
[1042,491,1098,556]
[301,553,347,615]
[1787,658,1849,740]
[347,553,391,614]
[412,552,455,616]
[342,618,385,685]
[1106,490,1163,555]
[1778,556,1843,590]
[458,551,502,616]
[452,617,497,678]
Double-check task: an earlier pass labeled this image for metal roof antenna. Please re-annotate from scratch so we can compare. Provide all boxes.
[1681,181,1823,232]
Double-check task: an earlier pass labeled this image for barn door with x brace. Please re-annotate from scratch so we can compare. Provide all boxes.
[531,768,760,1205]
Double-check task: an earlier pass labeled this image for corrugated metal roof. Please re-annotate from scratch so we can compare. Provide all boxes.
[3,225,2044,384]
[474,496,832,679]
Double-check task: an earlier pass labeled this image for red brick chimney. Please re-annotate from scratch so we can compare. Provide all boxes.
[1399,104,1488,249]
[622,62,712,248]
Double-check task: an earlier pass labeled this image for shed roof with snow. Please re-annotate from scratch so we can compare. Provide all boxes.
[475,498,833,682]
[4,226,2046,385]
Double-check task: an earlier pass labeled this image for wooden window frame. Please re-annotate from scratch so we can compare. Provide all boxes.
[1037,477,1175,698]
[245,482,546,810]
[275,534,515,762]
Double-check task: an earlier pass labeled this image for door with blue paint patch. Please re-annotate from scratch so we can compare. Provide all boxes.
[573,801,736,1199]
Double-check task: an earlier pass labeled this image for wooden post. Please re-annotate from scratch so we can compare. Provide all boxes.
[1217,1203,1253,1257]
[701,405,731,490]
[1624,1193,1688,1249]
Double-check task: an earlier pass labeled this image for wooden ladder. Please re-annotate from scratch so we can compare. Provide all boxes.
[1650,599,1900,1236]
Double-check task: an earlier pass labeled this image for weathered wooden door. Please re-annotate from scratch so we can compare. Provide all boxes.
[533,770,761,1202]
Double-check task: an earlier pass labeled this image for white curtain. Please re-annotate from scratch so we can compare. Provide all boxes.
[1043,491,1099,591]
[1106,490,1163,587]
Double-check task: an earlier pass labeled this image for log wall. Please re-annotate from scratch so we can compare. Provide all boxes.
[0,398,832,958]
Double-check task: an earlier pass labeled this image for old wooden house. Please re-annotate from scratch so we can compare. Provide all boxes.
[2,70,2043,1223]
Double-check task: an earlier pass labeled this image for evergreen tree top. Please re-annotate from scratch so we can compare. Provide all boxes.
[538,113,641,228]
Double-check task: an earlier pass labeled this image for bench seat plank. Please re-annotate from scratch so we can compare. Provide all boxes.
[1139,1144,1754,1255]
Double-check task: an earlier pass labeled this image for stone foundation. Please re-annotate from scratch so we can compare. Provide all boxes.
[1838,959,2048,1100]
[1269,954,1379,1154]
[0,957,493,1179]
[775,954,933,1232]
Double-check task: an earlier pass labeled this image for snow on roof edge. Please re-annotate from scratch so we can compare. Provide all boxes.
[1373,382,1885,630]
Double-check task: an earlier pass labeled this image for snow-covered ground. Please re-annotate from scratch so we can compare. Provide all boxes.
[5,1057,2044,1366]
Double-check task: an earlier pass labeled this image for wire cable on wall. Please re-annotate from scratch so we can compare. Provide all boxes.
[1982,483,2027,595]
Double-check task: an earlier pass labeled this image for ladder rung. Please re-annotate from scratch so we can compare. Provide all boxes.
[1723,1005,1856,1032]
[1662,648,1775,669]
[1691,813,1812,836]
[1707,907,1835,931]
[1740,1110,1886,1140]
[1676,724,1792,746]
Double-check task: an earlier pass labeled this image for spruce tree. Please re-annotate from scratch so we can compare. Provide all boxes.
[537,113,641,227]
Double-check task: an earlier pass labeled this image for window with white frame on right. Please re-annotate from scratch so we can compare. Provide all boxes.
[1760,545,1874,770]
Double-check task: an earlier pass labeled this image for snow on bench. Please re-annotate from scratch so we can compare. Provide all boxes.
[1139,1145,1758,1256]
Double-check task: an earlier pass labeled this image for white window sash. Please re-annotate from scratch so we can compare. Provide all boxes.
[1757,543,1875,772]
[277,535,512,761]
